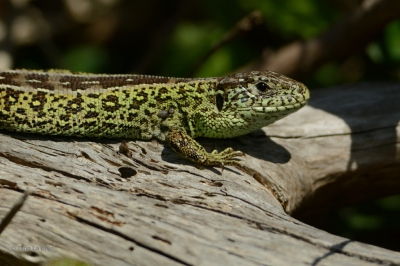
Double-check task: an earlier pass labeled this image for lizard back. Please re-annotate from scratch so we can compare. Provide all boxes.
[0,70,219,140]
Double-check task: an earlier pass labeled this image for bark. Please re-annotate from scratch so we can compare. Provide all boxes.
[0,82,399,266]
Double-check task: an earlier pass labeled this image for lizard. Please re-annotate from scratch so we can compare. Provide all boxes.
[0,69,310,167]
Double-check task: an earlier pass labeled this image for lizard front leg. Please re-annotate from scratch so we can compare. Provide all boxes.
[167,127,243,167]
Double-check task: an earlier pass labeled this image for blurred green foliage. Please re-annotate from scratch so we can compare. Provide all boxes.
[324,195,400,251]
[238,0,337,38]
[63,46,109,73]
[386,21,400,62]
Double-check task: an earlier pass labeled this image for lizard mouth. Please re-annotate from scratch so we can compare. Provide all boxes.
[237,100,307,112]
[236,93,309,112]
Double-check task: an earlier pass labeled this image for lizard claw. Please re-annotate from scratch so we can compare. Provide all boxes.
[168,128,243,167]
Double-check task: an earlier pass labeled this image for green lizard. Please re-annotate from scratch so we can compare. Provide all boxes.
[0,69,309,167]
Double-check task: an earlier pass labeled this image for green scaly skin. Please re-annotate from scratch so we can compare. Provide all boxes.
[0,69,310,167]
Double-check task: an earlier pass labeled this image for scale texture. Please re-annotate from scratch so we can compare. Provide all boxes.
[0,69,309,166]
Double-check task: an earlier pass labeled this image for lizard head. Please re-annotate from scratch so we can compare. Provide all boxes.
[216,70,309,110]
[207,70,310,137]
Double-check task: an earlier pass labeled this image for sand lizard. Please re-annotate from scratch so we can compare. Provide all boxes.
[0,69,309,167]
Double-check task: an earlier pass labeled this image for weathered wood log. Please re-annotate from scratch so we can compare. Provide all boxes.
[0,83,399,265]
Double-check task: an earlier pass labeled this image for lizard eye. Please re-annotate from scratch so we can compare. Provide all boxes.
[256,82,269,92]
[216,94,224,112]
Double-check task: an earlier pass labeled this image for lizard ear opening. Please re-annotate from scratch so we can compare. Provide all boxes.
[216,93,224,112]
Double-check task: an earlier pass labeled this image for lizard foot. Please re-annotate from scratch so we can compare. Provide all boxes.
[167,128,243,167]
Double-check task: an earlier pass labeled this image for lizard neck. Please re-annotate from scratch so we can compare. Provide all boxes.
[194,102,305,139]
